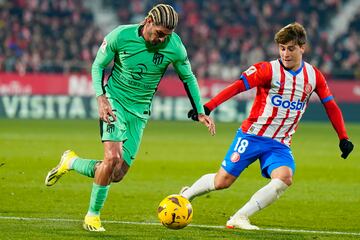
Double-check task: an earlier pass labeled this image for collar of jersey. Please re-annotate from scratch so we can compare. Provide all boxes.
[279,59,304,77]
[138,24,144,37]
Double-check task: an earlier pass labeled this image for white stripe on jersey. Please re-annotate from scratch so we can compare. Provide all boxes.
[246,60,316,146]
[277,62,317,144]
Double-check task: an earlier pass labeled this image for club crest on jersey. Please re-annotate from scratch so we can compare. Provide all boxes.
[271,95,305,111]
[305,83,312,94]
[230,152,240,163]
[153,52,164,65]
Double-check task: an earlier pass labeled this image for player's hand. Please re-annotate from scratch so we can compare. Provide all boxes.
[198,114,216,136]
[339,139,354,159]
[187,105,211,121]
[97,95,117,124]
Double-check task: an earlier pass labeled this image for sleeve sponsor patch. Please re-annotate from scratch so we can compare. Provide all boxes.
[244,66,257,76]
[100,39,107,53]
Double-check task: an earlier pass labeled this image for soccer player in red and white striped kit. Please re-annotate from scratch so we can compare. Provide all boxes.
[184,22,354,230]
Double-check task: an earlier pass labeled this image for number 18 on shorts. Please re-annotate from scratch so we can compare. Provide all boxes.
[221,129,295,178]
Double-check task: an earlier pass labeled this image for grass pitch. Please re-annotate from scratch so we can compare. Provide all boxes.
[0,119,359,239]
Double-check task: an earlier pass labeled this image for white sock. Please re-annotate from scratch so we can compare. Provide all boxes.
[182,173,216,201]
[86,211,99,217]
[69,158,76,169]
[233,178,288,218]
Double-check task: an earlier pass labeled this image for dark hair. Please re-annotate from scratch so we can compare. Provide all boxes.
[147,4,179,30]
[275,22,307,46]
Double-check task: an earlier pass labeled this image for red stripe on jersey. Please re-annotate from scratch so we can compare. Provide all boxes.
[281,64,309,143]
[241,62,273,133]
[241,87,271,132]
[272,74,297,139]
[257,65,286,136]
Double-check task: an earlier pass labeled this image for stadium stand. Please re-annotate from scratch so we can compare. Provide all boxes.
[0,0,102,74]
[0,0,359,80]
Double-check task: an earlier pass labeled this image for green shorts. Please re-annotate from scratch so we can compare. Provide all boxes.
[100,98,148,166]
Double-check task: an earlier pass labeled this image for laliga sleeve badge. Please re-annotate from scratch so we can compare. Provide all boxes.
[230,152,240,163]
[244,65,257,76]
[100,39,107,53]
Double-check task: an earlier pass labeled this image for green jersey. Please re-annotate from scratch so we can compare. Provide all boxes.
[92,24,204,118]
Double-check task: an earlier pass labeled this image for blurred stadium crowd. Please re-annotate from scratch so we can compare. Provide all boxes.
[1,0,359,80]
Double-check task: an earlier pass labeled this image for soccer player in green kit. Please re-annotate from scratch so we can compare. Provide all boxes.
[45,4,215,232]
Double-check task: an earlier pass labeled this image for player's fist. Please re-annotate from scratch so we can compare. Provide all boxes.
[187,108,198,121]
[187,105,211,121]
[339,139,354,159]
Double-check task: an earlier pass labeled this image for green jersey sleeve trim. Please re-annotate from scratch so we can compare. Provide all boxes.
[173,39,204,114]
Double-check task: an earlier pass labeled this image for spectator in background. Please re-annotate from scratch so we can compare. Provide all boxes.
[1,0,359,80]
[0,0,101,73]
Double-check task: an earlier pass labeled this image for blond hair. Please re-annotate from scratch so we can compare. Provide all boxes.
[147,4,178,30]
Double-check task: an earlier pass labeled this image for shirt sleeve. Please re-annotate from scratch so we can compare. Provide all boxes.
[91,27,120,97]
[173,42,204,114]
[314,67,348,139]
[314,68,333,103]
[205,62,272,111]
[240,62,273,90]
[205,80,246,111]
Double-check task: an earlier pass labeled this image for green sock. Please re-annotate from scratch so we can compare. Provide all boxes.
[71,158,99,178]
[88,183,110,215]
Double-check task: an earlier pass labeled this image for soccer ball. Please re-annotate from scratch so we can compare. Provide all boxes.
[157,194,193,229]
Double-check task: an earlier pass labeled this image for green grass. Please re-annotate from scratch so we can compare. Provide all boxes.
[0,120,359,239]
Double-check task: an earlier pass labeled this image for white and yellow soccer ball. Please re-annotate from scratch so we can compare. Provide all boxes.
[157,194,193,229]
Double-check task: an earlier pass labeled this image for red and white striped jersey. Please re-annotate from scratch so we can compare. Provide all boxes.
[241,59,333,146]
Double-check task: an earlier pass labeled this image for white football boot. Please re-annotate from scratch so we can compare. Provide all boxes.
[226,215,260,230]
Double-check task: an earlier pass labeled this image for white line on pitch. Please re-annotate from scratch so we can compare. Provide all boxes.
[0,216,359,236]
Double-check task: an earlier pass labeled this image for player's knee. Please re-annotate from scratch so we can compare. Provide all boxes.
[271,167,293,186]
[105,154,122,168]
[215,181,230,190]
[279,176,293,186]
[214,177,233,190]
[214,169,236,190]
